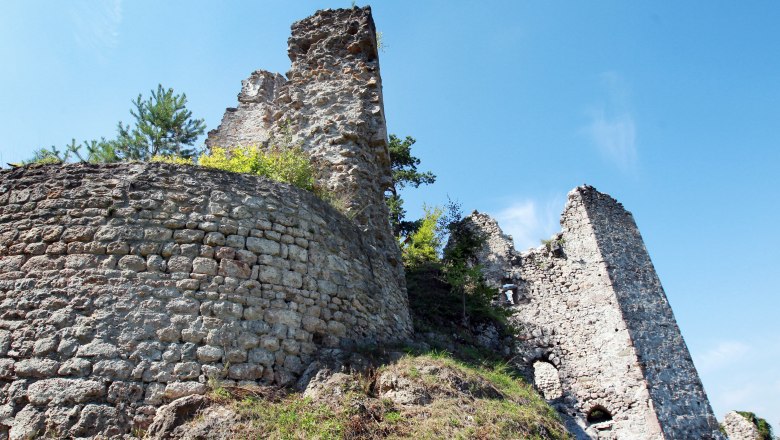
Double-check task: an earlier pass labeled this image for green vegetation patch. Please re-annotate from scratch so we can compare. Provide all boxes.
[375,354,568,440]
[196,144,315,191]
[208,352,568,440]
[238,396,344,440]
[736,411,775,440]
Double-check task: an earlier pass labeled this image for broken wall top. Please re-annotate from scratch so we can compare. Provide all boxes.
[207,6,400,277]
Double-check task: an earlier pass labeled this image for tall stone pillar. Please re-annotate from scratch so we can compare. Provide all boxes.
[207,6,404,293]
[467,186,723,439]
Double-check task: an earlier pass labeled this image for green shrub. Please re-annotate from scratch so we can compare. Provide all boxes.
[238,395,343,439]
[198,145,315,191]
[29,155,63,165]
[401,205,443,268]
[736,411,774,440]
[150,154,195,165]
[439,206,509,326]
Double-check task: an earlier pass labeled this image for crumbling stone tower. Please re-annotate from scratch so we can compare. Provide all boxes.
[468,186,723,439]
[0,8,414,438]
[207,6,399,272]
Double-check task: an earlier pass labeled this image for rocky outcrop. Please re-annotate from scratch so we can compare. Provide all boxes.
[722,411,763,440]
[139,354,569,439]
[460,211,520,289]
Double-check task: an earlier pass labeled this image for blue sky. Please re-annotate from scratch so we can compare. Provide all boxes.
[1,0,778,426]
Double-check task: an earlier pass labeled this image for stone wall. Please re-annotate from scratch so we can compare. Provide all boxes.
[206,7,399,278]
[0,163,412,438]
[466,186,723,440]
[723,411,761,440]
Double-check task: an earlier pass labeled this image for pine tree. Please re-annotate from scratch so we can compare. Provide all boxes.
[386,134,436,238]
[114,84,205,160]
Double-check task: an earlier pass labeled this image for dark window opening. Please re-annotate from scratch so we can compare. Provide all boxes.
[587,406,613,424]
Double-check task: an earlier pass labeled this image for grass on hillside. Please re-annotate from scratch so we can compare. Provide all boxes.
[208,351,569,440]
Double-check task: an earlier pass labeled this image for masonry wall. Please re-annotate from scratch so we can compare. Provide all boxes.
[722,411,761,440]
[0,163,412,438]
[579,188,722,439]
[467,186,723,440]
[206,7,399,276]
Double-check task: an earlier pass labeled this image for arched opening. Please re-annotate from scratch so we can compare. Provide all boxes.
[500,277,524,305]
[586,405,613,424]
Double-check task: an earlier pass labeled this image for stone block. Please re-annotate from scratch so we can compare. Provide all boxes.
[145,227,173,241]
[258,265,281,284]
[235,249,257,265]
[327,320,347,337]
[14,359,60,378]
[61,226,96,242]
[92,359,133,380]
[302,315,326,333]
[226,234,246,249]
[288,244,308,262]
[167,255,193,273]
[0,358,14,380]
[246,237,280,255]
[33,336,58,356]
[260,336,280,352]
[118,255,146,272]
[146,254,166,272]
[107,381,144,404]
[27,378,105,405]
[219,259,251,279]
[228,363,263,380]
[196,345,223,362]
[174,229,206,244]
[225,348,248,363]
[145,383,167,405]
[164,381,208,400]
[282,270,303,288]
[248,348,275,367]
[283,355,303,374]
[264,308,302,327]
[174,362,201,380]
[192,257,217,275]
[204,232,226,246]
[58,358,93,377]
[167,298,200,315]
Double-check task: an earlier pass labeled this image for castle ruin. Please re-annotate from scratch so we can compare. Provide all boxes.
[0,6,728,439]
[466,187,724,439]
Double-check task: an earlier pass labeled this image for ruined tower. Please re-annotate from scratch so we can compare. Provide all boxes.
[469,186,723,439]
[0,8,414,438]
[207,7,399,272]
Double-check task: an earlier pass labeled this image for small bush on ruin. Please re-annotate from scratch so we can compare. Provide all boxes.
[198,144,315,192]
[736,411,775,440]
[401,205,443,268]
[150,154,196,165]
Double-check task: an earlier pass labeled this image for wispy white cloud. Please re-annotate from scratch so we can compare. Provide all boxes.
[492,196,563,251]
[584,72,638,173]
[694,338,780,425]
[694,340,750,374]
[69,0,123,58]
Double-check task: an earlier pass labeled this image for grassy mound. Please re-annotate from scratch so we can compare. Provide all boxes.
[200,352,568,440]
